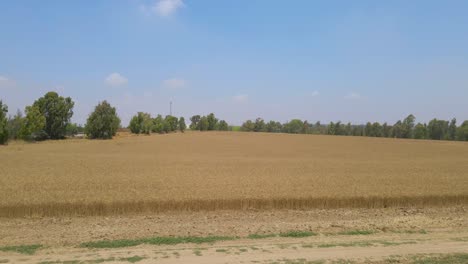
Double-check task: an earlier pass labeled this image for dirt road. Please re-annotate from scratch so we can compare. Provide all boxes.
[1,207,467,263]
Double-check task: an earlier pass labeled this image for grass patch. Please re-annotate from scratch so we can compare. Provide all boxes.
[279,231,317,238]
[193,250,202,256]
[248,233,277,239]
[317,241,373,248]
[337,230,375,235]
[120,256,145,263]
[411,253,468,264]
[0,244,42,255]
[80,235,235,249]
[216,248,228,253]
[392,229,428,234]
[0,260,8,264]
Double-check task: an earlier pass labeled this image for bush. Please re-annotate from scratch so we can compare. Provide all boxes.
[0,100,8,144]
[129,112,152,134]
[179,117,186,132]
[85,101,121,139]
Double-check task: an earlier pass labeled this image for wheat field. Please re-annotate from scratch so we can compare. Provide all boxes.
[1,132,468,217]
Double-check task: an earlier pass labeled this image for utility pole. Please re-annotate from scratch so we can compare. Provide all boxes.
[170,101,172,116]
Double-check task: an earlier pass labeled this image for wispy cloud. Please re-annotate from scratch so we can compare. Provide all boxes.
[345,92,361,100]
[310,90,320,97]
[232,94,249,103]
[105,73,128,87]
[0,76,14,88]
[140,0,184,17]
[162,78,186,89]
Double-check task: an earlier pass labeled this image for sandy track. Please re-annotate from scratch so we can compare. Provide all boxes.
[1,232,468,263]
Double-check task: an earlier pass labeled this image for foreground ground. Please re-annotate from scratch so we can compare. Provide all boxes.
[1,132,468,217]
[1,207,467,263]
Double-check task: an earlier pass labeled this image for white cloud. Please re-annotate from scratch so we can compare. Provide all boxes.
[162,78,186,89]
[141,0,184,17]
[105,73,128,87]
[232,94,249,103]
[345,92,361,100]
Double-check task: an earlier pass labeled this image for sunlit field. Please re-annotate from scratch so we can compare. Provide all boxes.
[1,131,467,217]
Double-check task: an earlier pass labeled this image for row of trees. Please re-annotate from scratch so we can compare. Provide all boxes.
[0,92,122,144]
[240,114,468,141]
[128,112,186,134]
[189,113,229,131]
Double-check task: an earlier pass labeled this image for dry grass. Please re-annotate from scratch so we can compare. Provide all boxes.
[1,131,468,217]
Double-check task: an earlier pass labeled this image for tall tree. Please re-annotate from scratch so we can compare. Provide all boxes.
[254,118,266,132]
[448,118,457,140]
[7,109,24,140]
[217,120,229,131]
[85,101,121,139]
[189,115,201,130]
[199,116,209,131]
[152,114,164,133]
[19,105,46,140]
[178,117,186,132]
[207,113,218,130]
[32,91,74,139]
[427,119,449,140]
[0,100,8,144]
[413,123,427,139]
[456,121,468,141]
[401,114,415,138]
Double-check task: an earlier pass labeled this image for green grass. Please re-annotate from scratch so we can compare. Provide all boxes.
[317,241,374,248]
[120,256,145,263]
[215,248,228,253]
[411,253,468,264]
[229,126,241,131]
[337,230,375,235]
[80,236,236,249]
[248,233,277,239]
[392,229,428,234]
[0,244,42,255]
[193,250,202,256]
[0,260,8,264]
[279,231,317,238]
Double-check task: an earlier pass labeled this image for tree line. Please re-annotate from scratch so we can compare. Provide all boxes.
[2,92,468,145]
[0,92,121,144]
[240,114,468,141]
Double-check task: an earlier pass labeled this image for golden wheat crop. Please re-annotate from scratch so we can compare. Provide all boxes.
[1,132,468,217]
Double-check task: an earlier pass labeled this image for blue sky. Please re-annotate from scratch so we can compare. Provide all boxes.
[1,0,468,125]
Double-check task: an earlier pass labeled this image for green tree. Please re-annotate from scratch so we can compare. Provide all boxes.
[266,120,282,133]
[217,120,229,131]
[129,112,152,134]
[85,101,121,139]
[456,121,468,141]
[448,118,457,140]
[164,115,178,132]
[382,123,391,137]
[427,119,449,140]
[372,122,383,137]
[0,100,8,144]
[32,91,74,139]
[254,118,266,132]
[413,123,427,139]
[199,116,209,131]
[392,120,403,138]
[152,115,164,133]
[179,117,186,132]
[189,115,201,130]
[283,119,303,134]
[401,114,415,138]
[7,109,24,140]
[207,113,218,130]
[19,105,46,140]
[364,122,373,136]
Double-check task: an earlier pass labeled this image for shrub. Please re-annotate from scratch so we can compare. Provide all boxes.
[85,101,121,139]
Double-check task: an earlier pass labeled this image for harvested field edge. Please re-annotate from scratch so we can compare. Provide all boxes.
[1,195,468,217]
